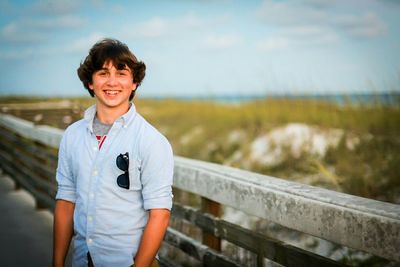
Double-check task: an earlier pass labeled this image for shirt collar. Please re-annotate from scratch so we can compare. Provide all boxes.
[84,103,137,133]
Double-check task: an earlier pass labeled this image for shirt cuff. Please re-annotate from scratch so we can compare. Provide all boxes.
[55,187,76,203]
[143,195,172,211]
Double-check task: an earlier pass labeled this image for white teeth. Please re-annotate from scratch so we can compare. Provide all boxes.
[105,90,118,95]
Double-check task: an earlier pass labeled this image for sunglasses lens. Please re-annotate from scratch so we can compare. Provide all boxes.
[116,152,129,189]
[116,154,129,171]
[117,173,129,189]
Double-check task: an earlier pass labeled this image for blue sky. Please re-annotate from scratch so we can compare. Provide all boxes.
[0,0,399,97]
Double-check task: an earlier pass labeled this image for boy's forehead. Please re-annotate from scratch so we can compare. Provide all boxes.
[102,60,131,70]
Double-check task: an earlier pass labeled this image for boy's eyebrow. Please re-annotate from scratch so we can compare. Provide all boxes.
[97,66,112,71]
[98,65,131,71]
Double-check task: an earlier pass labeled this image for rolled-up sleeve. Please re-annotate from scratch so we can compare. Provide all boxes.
[140,134,174,211]
[55,132,76,203]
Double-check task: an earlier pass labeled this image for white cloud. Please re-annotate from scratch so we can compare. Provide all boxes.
[0,32,104,59]
[0,0,85,44]
[257,0,326,26]
[1,21,44,43]
[204,34,241,49]
[122,13,229,41]
[135,17,168,38]
[65,33,106,54]
[335,12,387,38]
[256,0,387,40]
[379,0,400,6]
[256,26,339,52]
[29,15,85,29]
[283,26,339,45]
[33,0,81,15]
[303,0,339,9]
[0,15,85,44]
[284,26,327,37]
[257,37,289,51]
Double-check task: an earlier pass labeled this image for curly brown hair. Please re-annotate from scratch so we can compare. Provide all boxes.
[77,38,146,100]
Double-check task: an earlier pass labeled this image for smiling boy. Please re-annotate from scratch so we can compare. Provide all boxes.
[53,38,173,267]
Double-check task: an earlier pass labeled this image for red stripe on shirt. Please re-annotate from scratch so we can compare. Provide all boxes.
[96,135,107,149]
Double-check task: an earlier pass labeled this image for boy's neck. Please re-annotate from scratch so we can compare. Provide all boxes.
[95,103,130,124]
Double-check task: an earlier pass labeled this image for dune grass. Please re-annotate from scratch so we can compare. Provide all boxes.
[135,97,400,203]
[137,97,400,135]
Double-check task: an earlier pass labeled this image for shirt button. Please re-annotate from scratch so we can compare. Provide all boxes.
[88,216,93,222]
[88,238,93,244]
[92,146,97,151]
[93,170,98,176]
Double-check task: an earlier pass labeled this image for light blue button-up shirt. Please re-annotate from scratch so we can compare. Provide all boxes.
[55,104,174,267]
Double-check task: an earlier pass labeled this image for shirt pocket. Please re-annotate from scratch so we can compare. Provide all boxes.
[128,159,142,191]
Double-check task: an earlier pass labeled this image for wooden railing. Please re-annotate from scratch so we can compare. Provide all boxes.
[0,113,399,266]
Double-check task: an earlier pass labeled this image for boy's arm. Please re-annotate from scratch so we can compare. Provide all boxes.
[53,199,75,267]
[133,208,170,267]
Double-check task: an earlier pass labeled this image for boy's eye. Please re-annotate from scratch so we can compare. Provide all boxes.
[118,70,130,76]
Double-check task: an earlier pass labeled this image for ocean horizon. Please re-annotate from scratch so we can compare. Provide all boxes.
[144,92,400,106]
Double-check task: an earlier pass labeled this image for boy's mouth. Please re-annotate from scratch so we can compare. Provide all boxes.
[104,90,120,96]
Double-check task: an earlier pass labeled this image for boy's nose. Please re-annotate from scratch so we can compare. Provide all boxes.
[106,74,118,85]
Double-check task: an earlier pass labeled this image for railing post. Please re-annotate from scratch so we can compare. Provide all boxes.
[201,197,221,251]
[257,255,264,267]
[14,181,21,190]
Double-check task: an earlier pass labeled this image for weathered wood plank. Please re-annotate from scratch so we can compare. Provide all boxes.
[0,144,57,194]
[0,126,58,164]
[0,143,56,182]
[0,114,63,148]
[164,227,241,267]
[172,203,346,267]
[0,127,57,177]
[0,152,55,210]
[0,139,55,180]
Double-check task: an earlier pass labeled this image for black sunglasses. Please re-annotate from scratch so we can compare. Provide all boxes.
[116,152,129,189]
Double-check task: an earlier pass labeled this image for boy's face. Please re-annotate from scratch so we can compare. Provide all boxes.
[89,61,136,110]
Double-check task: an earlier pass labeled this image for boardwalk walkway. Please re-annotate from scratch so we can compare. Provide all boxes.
[0,169,71,267]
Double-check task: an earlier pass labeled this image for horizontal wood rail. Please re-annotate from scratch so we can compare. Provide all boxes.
[171,203,343,267]
[0,113,399,265]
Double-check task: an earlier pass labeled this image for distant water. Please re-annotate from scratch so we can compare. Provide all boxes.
[146,92,400,106]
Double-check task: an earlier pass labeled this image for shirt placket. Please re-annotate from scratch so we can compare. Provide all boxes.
[86,132,101,249]
[85,120,122,251]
